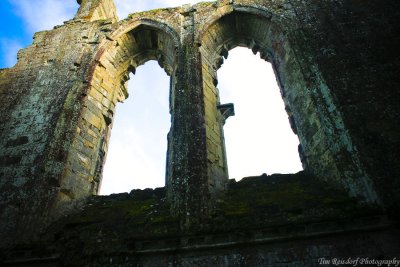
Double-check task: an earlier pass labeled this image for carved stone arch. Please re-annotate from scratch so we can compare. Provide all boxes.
[58,19,180,204]
[110,18,180,48]
[195,3,280,46]
[197,5,380,204]
[90,18,180,78]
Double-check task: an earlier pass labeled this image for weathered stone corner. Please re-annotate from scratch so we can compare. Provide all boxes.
[75,0,118,23]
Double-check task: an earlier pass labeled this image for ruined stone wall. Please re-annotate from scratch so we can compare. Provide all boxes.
[2,173,399,266]
[197,0,384,207]
[58,227,400,267]
[0,17,116,245]
[290,0,400,214]
[0,0,399,253]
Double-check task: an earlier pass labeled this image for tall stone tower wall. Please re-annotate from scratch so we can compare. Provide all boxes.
[0,0,399,250]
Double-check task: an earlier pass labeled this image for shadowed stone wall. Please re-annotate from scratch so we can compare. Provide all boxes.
[0,0,399,262]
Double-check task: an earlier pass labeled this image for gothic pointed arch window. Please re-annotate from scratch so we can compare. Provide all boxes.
[217,47,303,180]
[197,8,374,203]
[60,22,179,198]
[100,60,171,195]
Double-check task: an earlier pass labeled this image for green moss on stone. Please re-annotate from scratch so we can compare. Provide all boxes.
[214,171,379,231]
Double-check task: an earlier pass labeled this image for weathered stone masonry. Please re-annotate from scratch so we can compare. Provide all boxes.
[0,0,399,265]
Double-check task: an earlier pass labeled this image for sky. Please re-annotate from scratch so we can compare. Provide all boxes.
[0,0,302,195]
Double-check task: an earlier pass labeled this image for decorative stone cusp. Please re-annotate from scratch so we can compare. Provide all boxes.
[217,103,235,124]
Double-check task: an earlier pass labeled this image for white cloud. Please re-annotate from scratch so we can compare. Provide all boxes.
[0,38,23,67]
[10,0,78,33]
[100,61,170,195]
[101,125,166,194]
[218,48,302,179]
[10,0,211,33]
[0,1,78,67]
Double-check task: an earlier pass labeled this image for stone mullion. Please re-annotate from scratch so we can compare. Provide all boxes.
[167,7,210,230]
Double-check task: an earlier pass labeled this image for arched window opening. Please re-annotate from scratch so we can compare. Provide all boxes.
[99,60,171,195]
[218,47,303,180]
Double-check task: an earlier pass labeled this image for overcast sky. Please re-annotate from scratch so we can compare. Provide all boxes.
[0,0,302,195]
